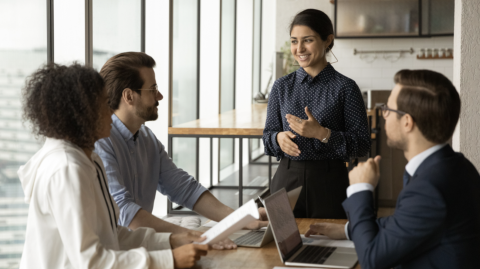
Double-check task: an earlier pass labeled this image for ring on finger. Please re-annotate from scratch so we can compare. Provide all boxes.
[296,118,302,123]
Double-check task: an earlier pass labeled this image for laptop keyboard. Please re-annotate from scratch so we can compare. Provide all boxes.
[292,246,337,264]
[233,231,265,246]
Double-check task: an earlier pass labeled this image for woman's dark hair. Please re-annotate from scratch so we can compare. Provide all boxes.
[22,63,105,149]
[100,52,156,110]
[289,9,334,52]
[394,69,461,144]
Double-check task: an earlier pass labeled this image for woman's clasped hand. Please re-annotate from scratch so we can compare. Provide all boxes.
[277,106,329,157]
[286,106,328,140]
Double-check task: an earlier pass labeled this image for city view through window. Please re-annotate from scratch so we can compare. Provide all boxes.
[0,0,140,267]
[0,1,46,268]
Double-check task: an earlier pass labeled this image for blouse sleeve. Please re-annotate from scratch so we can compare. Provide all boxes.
[315,80,370,160]
[47,164,174,269]
[262,81,284,160]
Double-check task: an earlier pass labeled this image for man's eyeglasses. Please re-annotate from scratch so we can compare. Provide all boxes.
[137,85,160,96]
[378,104,407,118]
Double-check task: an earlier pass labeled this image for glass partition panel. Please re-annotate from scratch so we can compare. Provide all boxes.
[336,0,419,37]
[93,0,141,70]
[171,0,199,210]
[0,0,46,266]
[219,0,236,176]
[172,0,198,126]
[54,0,85,64]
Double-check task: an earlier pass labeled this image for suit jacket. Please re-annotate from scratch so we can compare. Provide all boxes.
[343,145,480,269]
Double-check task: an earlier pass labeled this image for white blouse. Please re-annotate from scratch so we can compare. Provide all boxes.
[18,138,174,269]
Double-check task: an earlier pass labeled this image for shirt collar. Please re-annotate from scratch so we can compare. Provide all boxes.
[112,114,137,142]
[405,143,447,176]
[297,63,335,84]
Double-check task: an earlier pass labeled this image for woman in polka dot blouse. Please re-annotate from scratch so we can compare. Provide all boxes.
[263,9,371,219]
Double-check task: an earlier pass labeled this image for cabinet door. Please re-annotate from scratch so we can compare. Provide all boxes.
[429,0,455,35]
[336,0,419,38]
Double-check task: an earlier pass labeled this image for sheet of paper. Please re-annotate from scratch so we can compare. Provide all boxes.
[202,220,218,228]
[203,220,267,230]
[301,234,355,248]
[198,199,259,245]
[273,267,319,269]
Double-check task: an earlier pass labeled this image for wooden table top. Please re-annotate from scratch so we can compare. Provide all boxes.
[169,103,375,139]
[193,218,360,269]
[169,104,268,136]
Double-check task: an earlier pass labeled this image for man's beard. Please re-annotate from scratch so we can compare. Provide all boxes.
[386,135,407,151]
[135,101,159,121]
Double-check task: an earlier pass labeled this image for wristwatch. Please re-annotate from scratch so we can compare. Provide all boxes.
[321,128,331,143]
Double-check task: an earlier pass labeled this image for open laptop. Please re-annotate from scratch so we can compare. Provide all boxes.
[263,188,358,268]
[227,186,302,248]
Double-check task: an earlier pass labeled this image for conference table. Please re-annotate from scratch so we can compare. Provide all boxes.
[193,218,360,269]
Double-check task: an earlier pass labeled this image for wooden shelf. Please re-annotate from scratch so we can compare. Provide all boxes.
[416,55,453,60]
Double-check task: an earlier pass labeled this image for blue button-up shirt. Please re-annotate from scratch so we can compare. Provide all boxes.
[94,114,207,227]
[263,64,370,161]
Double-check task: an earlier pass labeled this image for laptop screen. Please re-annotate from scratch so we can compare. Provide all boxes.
[264,189,302,261]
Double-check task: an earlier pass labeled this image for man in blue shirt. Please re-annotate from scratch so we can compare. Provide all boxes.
[94,52,267,244]
[304,70,480,268]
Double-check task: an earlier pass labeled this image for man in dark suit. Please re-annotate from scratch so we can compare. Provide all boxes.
[305,70,480,269]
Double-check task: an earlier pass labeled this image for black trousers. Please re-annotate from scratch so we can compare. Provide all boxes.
[270,158,349,219]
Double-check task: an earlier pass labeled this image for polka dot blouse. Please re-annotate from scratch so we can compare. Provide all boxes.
[262,64,371,162]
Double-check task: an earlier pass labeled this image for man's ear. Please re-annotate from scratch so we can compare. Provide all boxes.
[122,88,135,105]
[403,114,415,133]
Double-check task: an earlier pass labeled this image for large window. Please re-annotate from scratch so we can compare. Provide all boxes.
[93,0,142,70]
[219,0,236,176]
[54,0,85,64]
[0,0,46,267]
[171,0,200,187]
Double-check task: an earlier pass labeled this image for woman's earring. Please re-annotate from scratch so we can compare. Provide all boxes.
[329,49,339,64]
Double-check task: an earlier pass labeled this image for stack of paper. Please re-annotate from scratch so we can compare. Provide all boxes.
[197,199,259,245]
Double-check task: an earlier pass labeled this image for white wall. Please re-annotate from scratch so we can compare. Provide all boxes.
[452,0,480,170]
[334,37,453,90]
[273,0,454,90]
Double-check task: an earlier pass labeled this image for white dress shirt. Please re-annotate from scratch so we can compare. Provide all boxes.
[344,143,447,239]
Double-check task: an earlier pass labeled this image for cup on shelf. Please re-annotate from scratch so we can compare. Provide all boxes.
[426,48,432,58]
[445,48,453,57]
[433,48,439,58]
[419,49,425,58]
[440,48,446,58]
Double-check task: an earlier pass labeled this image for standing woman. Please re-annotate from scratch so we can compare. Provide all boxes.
[263,9,370,219]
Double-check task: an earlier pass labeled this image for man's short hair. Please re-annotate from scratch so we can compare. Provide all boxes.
[99,52,156,110]
[394,69,461,144]
[22,63,105,148]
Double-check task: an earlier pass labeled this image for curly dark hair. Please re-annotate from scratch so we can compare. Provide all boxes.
[22,63,105,149]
